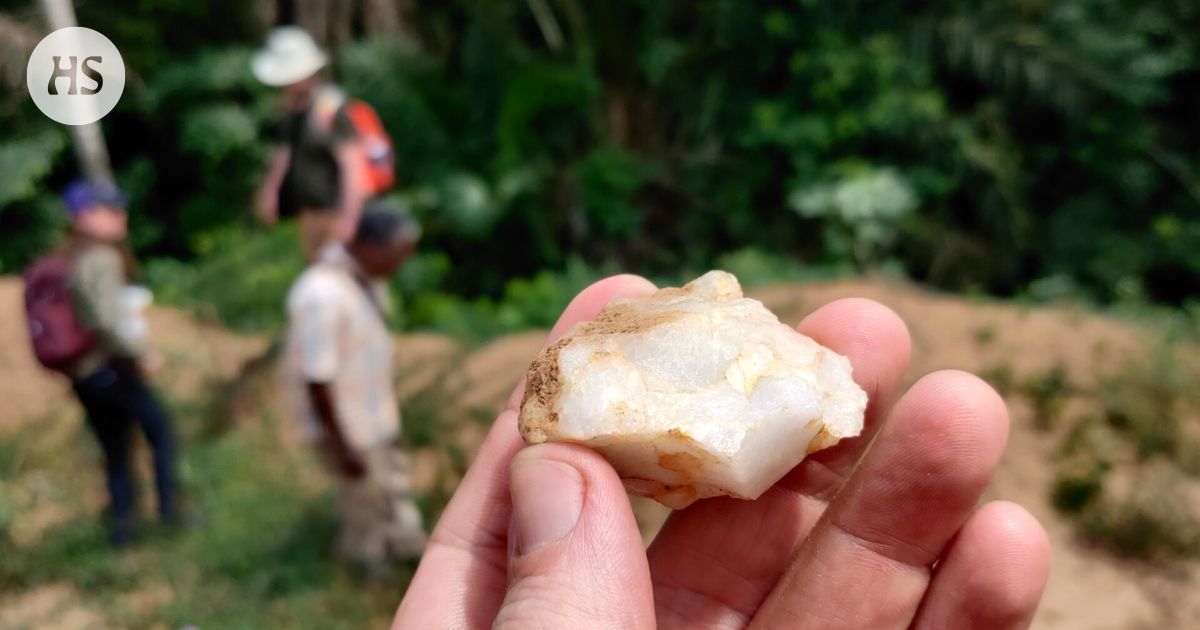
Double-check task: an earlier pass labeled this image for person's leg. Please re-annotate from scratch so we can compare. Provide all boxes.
[371,447,428,560]
[334,471,393,576]
[73,368,137,545]
[118,367,181,522]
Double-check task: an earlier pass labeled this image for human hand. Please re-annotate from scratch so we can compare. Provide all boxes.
[393,275,1051,629]
[255,189,278,225]
[337,447,367,480]
[138,351,164,377]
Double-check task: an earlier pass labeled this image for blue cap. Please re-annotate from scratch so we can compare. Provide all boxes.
[62,179,127,214]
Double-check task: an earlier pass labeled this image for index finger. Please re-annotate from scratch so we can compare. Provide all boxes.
[394,274,658,629]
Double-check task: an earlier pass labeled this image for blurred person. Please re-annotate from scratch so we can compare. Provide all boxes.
[283,200,426,575]
[23,180,180,547]
[252,26,393,260]
[393,277,1051,628]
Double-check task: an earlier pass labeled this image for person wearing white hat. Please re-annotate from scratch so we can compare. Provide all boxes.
[252,26,367,260]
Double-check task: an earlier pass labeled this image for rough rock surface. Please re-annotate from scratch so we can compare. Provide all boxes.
[518,271,868,508]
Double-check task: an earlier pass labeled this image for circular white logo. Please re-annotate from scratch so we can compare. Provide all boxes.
[26,27,125,126]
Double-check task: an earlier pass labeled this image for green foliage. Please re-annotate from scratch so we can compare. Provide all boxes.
[0,386,397,628]
[1077,468,1200,560]
[980,363,1016,397]
[973,324,998,346]
[0,131,68,273]
[1051,457,1109,514]
[0,130,65,208]
[179,105,260,165]
[430,172,500,238]
[790,165,918,268]
[1098,341,1200,462]
[712,247,822,287]
[5,0,1200,309]
[1019,364,1073,430]
[144,226,305,332]
[496,62,598,165]
[577,148,657,240]
[405,256,603,341]
[336,37,455,182]
[139,222,610,341]
[1050,339,1200,560]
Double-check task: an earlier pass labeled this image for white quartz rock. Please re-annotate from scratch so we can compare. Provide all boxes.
[518,270,868,509]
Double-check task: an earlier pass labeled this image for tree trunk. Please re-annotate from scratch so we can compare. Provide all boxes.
[38,0,113,183]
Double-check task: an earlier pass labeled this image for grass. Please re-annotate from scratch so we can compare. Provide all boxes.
[1076,465,1200,560]
[0,349,457,629]
[973,323,998,346]
[1019,364,1072,431]
[1051,452,1109,513]
[1,426,397,629]
[1097,341,1200,463]
[1046,339,1200,561]
[397,353,496,527]
[979,362,1015,397]
[144,225,306,334]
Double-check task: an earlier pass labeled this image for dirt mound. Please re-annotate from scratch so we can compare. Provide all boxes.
[0,280,73,433]
[2,274,1197,629]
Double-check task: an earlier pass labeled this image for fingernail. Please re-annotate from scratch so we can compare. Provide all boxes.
[510,450,584,554]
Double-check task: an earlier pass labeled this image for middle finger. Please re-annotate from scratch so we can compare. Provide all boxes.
[648,297,911,629]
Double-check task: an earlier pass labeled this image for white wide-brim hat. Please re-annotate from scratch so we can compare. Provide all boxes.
[251,26,328,87]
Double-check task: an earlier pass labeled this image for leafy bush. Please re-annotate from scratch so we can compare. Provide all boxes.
[144,224,609,341]
[789,165,918,268]
[1098,342,1200,461]
[979,363,1016,397]
[7,0,1200,309]
[577,148,659,240]
[1052,454,1110,513]
[1050,341,1200,561]
[1019,364,1073,430]
[144,225,304,332]
[404,256,604,341]
[0,131,68,273]
[1078,467,1200,560]
[712,247,816,287]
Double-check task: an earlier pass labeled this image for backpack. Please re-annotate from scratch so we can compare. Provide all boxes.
[311,86,395,195]
[23,254,97,372]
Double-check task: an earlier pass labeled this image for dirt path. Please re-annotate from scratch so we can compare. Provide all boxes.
[0,281,72,433]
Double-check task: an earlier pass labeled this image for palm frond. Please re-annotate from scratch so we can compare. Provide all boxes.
[912,14,1133,120]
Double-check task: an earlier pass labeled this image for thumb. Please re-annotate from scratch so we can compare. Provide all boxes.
[494,443,655,629]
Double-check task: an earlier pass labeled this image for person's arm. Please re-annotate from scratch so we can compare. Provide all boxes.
[71,246,143,360]
[331,107,366,241]
[307,381,366,479]
[256,145,291,224]
[334,143,366,241]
